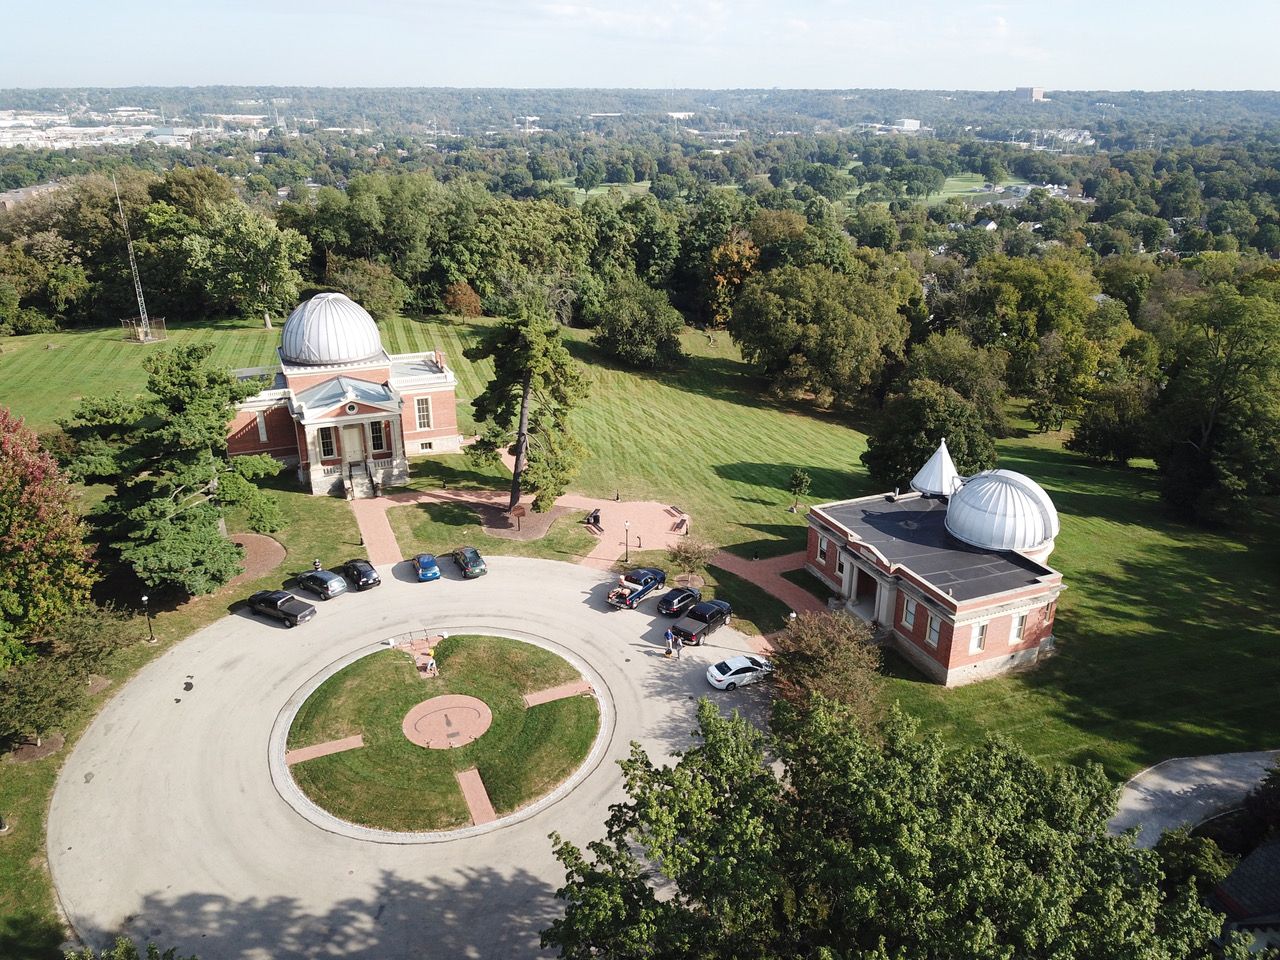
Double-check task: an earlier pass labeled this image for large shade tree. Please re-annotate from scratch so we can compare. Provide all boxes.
[544,699,1243,960]
[465,290,587,511]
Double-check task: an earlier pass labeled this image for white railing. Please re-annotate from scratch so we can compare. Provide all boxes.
[370,457,395,470]
[320,465,343,477]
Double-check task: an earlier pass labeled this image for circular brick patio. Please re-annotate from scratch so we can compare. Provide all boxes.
[401,694,492,749]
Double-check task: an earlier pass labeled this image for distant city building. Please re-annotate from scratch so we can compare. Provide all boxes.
[1015,87,1048,102]
[806,440,1064,686]
[894,118,922,131]
[228,293,462,498]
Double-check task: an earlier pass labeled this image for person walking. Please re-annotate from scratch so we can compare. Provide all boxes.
[672,631,682,659]
[664,627,675,658]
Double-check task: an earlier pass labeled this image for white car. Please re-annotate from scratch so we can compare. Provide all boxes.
[706,655,773,691]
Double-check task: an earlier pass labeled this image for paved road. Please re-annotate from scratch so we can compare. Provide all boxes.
[48,557,769,960]
[1109,749,1280,847]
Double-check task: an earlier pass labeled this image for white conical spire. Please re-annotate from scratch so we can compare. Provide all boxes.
[910,438,962,496]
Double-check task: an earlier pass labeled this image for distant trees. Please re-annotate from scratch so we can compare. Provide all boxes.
[862,379,998,490]
[325,254,410,320]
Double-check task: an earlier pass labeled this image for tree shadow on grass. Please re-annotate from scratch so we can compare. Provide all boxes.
[78,866,562,960]
[713,462,876,506]
[0,909,64,960]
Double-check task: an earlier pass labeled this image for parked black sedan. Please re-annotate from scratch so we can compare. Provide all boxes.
[657,586,701,616]
[341,558,382,590]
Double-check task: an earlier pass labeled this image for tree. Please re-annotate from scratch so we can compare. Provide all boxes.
[183,201,310,327]
[442,281,483,317]
[902,330,1009,436]
[1154,827,1237,898]
[0,655,84,747]
[730,264,909,408]
[588,272,685,370]
[544,699,1233,960]
[861,379,998,490]
[768,612,881,734]
[786,468,811,512]
[325,254,410,320]
[465,291,587,511]
[667,538,715,580]
[0,409,95,668]
[1151,285,1280,518]
[1067,380,1154,465]
[63,344,281,596]
[66,936,196,960]
[1026,327,1101,432]
[1243,759,1280,837]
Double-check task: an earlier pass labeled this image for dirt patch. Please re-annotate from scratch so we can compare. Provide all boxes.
[229,534,287,586]
[6,732,65,763]
[479,503,574,542]
[87,674,111,696]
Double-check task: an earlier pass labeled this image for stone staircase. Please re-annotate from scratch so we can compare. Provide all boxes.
[344,464,375,500]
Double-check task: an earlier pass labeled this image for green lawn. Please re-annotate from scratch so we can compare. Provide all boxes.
[288,636,598,831]
[927,172,1031,207]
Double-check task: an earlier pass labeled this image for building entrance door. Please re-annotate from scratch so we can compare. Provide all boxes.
[342,424,364,464]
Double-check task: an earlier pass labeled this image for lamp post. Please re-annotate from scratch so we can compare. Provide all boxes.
[142,594,156,644]
[624,521,630,564]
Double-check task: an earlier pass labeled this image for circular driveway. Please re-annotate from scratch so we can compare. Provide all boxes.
[47,557,767,960]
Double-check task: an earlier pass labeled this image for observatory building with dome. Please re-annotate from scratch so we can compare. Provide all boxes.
[805,439,1065,686]
[227,293,462,497]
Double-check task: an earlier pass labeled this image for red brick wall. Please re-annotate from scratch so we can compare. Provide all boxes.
[282,365,392,392]
[945,603,1056,669]
[806,526,841,586]
[401,388,460,453]
[228,406,297,459]
[894,592,950,667]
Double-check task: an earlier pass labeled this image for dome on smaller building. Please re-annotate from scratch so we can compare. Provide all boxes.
[280,293,384,366]
[945,469,1060,558]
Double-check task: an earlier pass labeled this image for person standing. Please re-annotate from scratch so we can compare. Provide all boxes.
[672,631,682,659]
[664,626,675,657]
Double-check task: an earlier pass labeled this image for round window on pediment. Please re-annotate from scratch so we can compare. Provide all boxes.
[345,402,359,415]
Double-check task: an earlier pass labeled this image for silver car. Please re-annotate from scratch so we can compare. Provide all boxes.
[296,569,349,600]
[706,655,773,691]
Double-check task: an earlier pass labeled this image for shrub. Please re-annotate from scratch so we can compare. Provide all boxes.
[443,281,483,318]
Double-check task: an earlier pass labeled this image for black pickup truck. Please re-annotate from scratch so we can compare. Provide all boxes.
[672,599,733,645]
[246,590,316,628]
[607,568,667,609]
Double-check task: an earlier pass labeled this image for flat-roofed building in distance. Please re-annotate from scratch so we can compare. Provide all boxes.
[227,293,462,499]
[805,439,1064,686]
[1015,86,1048,102]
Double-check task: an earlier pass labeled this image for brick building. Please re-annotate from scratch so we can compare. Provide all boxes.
[227,292,462,497]
[805,440,1065,686]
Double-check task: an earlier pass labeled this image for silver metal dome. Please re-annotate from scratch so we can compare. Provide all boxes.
[945,469,1060,554]
[279,293,383,366]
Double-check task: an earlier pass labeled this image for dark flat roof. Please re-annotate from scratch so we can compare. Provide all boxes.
[816,494,1055,603]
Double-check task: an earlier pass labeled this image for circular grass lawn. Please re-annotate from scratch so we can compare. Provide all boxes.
[286,634,600,831]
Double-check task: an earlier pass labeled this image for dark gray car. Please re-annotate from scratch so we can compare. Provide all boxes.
[297,569,349,600]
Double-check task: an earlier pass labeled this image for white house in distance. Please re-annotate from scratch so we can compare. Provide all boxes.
[806,439,1066,686]
[228,293,463,498]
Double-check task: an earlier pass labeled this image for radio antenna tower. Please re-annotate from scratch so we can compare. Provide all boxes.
[114,175,165,343]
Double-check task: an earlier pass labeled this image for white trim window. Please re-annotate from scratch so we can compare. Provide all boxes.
[318,427,335,459]
[255,411,268,443]
[1011,612,1027,644]
[903,597,917,629]
[817,535,828,562]
[926,615,941,648]
[970,621,988,655]
[370,420,386,452]
[836,555,846,576]
[415,396,433,430]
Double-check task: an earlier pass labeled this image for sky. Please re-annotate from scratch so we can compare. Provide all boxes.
[5,0,1278,90]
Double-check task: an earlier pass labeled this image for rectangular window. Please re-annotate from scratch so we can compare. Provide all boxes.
[370,420,386,452]
[926,615,941,648]
[970,621,988,654]
[419,441,434,452]
[836,555,846,576]
[903,597,917,629]
[255,411,268,443]
[318,427,335,459]
[1011,613,1027,644]
[416,396,433,430]
[817,536,828,562]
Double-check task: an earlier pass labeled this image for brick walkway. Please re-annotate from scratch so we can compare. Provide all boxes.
[455,767,497,825]
[522,679,593,708]
[284,734,364,766]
